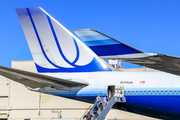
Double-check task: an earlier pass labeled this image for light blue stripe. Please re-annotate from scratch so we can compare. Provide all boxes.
[77,88,180,96]
[125,88,180,95]
[84,39,120,46]
[79,35,109,41]
[125,88,180,91]
[75,30,99,36]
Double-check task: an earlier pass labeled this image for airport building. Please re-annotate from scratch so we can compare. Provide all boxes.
[0,60,159,120]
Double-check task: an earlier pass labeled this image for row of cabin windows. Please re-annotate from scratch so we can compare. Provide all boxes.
[124,91,180,95]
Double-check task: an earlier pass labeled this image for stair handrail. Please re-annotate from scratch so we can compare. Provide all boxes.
[95,92,115,120]
[96,95,116,120]
[79,98,97,120]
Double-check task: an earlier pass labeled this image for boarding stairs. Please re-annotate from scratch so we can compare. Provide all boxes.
[80,85,126,120]
[96,96,126,120]
[80,99,98,120]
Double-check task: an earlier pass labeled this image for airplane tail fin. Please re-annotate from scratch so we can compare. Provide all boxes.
[16,7,111,72]
[74,29,143,57]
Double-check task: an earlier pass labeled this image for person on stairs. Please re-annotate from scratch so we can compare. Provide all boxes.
[87,112,93,120]
[93,105,98,118]
[103,95,107,107]
[96,94,101,109]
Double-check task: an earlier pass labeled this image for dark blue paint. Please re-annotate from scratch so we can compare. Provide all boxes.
[35,57,111,72]
[74,95,180,119]
[125,95,180,119]
[42,88,180,119]
[51,93,180,119]
[89,44,142,56]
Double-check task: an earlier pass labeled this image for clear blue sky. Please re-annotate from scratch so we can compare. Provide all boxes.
[0,0,180,68]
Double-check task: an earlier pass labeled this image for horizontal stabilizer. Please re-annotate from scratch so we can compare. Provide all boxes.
[103,53,180,76]
[0,65,88,90]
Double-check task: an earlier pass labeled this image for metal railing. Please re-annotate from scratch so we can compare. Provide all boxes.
[79,99,97,120]
[79,92,116,120]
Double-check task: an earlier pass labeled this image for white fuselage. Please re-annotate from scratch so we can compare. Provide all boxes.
[41,71,180,97]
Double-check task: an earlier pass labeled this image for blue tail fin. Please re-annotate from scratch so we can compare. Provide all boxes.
[16,7,111,72]
[74,29,143,57]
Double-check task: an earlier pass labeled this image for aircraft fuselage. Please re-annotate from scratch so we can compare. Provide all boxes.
[29,71,180,119]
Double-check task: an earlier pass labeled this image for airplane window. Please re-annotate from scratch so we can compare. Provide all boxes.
[132,91,134,94]
[157,91,159,94]
[136,91,138,94]
[144,91,147,94]
[140,91,142,94]
[178,91,180,94]
[174,91,176,94]
[165,91,168,94]
[170,91,172,94]
[128,91,130,94]
[124,91,126,95]
[152,91,155,94]
[161,91,163,94]
[148,91,151,94]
